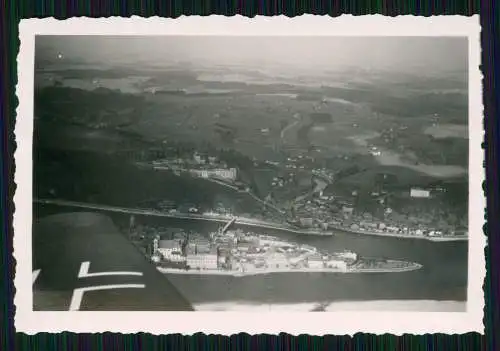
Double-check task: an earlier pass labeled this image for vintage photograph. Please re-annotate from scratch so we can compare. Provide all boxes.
[16,16,484,335]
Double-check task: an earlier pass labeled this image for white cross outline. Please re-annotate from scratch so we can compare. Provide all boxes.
[69,261,145,311]
[78,261,143,278]
[69,284,145,311]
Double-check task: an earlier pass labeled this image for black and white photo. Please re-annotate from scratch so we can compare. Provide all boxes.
[15,16,484,335]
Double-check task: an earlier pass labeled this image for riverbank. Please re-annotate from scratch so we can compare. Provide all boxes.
[141,161,287,215]
[134,161,466,242]
[33,198,333,236]
[33,203,468,303]
[157,262,422,276]
[329,223,468,242]
[34,198,468,241]
[350,260,423,273]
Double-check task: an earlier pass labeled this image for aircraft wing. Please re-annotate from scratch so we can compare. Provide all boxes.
[32,211,194,311]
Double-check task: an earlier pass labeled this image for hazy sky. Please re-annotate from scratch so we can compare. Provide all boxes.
[36,36,468,75]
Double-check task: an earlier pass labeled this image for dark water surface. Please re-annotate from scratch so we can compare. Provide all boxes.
[131,217,468,304]
[34,204,468,305]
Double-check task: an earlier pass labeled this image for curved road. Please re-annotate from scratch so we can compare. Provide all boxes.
[280,119,300,140]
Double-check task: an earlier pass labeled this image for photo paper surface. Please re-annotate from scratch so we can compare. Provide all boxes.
[15,15,485,335]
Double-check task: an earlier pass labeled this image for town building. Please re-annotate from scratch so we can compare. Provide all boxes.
[333,251,358,261]
[325,260,348,271]
[187,238,211,254]
[157,239,185,262]
[307,254,325,269]
[186,251,218,270]
[191,167,238,181]
[158,199,176,209]
[299,217,314,227]
[193,153,205,164]
[212,168,237,181]
[266,252,289,269]
[236,242,253,252]
[151,254,161,264]
[410,188,431,198]
[342,206,354,216]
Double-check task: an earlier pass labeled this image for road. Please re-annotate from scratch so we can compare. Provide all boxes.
[33,198,333,236]
[35,199,464,241]
[140,162,286,215]
[201,176,285,214]
[280,119,300,140]
[293,177,329,204]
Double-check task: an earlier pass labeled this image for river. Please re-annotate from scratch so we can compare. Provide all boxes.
[33,148,468,308]
[35,203,468,307]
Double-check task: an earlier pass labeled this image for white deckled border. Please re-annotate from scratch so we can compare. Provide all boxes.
[14,15,485,335]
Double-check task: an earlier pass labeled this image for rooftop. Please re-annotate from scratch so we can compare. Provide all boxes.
[158,239,181,249]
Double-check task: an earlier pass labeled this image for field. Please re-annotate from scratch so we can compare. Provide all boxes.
[34,58,469,211]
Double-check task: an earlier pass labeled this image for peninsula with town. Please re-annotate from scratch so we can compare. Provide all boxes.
[137,225,423,277]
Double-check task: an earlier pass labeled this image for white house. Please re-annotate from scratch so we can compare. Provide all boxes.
[307,254,324,269]
[334,251,357,261]
[187,253,218,270]
[308,258,324,269]
[342,206,354,216]
[410,188,431,198]
[157,239,183,261]
[326,260,347,272]
[299,217,314,227]
[266,252,289,269]
[212,168,238,181]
